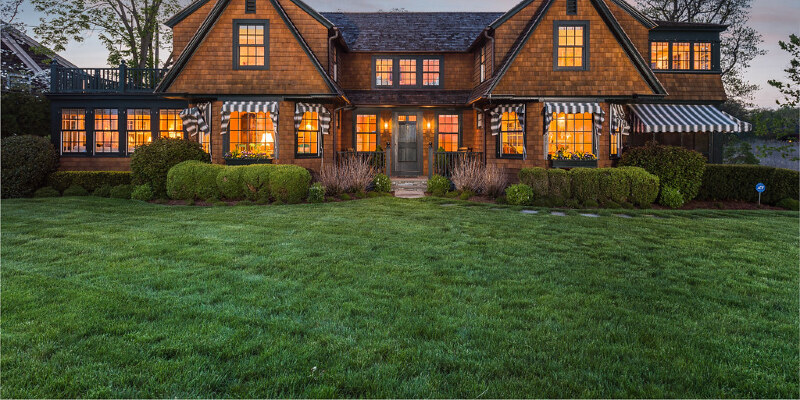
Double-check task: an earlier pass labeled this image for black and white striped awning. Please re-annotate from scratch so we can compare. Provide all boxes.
[721,111,753,133]
[179,107,209,137]
[610,104,630,135]
[220,101,279,135]
[489,104,525,136]
[629,104,741,133]
[543,102,605,135]
[294,103,331,135]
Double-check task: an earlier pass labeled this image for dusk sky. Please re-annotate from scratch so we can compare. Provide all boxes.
[13,0,800,108]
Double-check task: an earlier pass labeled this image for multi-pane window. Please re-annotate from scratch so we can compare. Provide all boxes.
[422,59,440,86]
[94,108,119,153]
[235,21,267,68]
[548,112,593,156]
[500,112,524,156]
[399,59,416,86]
[437,114,459,152]
[228,111,275,157]
[61,109,86,153]
[375,58,393,86]
[650,41,669,69]
[694,42,712,70]
[356,114,378,152]
[556,24,586,69]
[159,109,183,139]
[610,129,619,158]
[126,109,151,153]
[672,42,690,70]
[296,111,319,156]
[479,45,486,82]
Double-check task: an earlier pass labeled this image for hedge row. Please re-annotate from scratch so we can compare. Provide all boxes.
[618,143,706,203]
[48,171,132,192]
[166,161,311,204]
[517,166,660,207]
[698,164,799,204]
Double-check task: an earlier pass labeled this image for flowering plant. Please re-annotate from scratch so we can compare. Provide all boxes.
[549,146,597,161]
[223,150,272,159]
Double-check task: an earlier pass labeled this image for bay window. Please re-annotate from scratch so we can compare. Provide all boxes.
[126,109,151,153]
[436,114,459,152]
[356,114,378,152]
[228,111,275,157]
[500,111,524,156]
[94,108,119,153]
[159,109,184,139]
[296,111,320,157]
[548,112,593,157]
[60,109,86,153]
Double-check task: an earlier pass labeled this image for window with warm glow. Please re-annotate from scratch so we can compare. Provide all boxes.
[650,41,669,69]
[479,45,486,82]
[610,127,619,157]
[437,114,459,152]
[694,42,711,70]
[556,24,586,69]
[422,59,440,86]
[501,112,524,156]
[126,109,151,153]
[356,114,377,152]
[159,109,183,139]
[399,59,416,86]
[548,112,593,156]
[61,109,86,153]
[235,21,267,68]
[228,111,274,157]
[94,108,119,153]
[672,42,690,70]
[375,58,393,86]
[296,111,319,156]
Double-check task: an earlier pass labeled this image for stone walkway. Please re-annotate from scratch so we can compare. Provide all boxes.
[392,177,427,199]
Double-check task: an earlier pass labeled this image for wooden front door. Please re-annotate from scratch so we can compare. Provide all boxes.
[394,113,422,176]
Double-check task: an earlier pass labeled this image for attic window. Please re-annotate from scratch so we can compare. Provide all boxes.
[566,0,577,15]
[233,20,269,70]
[554,21,589,71]
[246,0,256,13]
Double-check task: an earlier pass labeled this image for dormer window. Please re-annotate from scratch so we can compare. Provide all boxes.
[375,58,393,86]
[233,20,269,70]
[372,56,443,88]
[399,59,417,86]
[649,40,715,71]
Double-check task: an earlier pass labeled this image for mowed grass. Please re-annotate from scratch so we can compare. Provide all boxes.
[1,197,798,398]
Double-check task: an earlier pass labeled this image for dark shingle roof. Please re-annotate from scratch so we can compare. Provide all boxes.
[321,12,503,52]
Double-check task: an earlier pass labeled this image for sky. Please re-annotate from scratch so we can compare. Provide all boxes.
[12,0,800,108]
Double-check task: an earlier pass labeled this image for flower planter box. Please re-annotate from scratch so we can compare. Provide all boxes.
[224,158,273,166]
[550,159,598,169]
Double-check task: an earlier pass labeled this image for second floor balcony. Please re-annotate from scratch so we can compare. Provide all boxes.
[49,62,166,94]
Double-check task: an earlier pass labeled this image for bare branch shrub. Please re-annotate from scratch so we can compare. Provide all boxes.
[318,155,376,195]
[481,163,507,198]
[451,157,484,193]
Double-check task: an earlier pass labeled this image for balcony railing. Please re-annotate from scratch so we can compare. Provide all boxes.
[50,62,167,94]
[430,150,484,178]
[337,150,389,176]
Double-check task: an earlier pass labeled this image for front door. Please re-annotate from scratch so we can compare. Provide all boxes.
[394,114,421,176]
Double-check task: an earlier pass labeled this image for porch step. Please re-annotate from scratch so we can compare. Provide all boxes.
[392,177,427,198]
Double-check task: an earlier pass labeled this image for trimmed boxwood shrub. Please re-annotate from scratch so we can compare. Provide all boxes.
[241,165,273,201]
[618,166,660,208]
[216,166,246,200]
[599,168,630,203]
[506,183,534,205]
[777,198,799,211]
[2,135,59,198]
[130,138,209,198]
[619,143,706,203]
[48,171,131,193]
[427,175,450,197]
[269,165,311,204]
[62,185,89,196]
[569,168,599,203]
[166,160,224,200]
[131,184,154,201]
[518,167,549,197]
[33,186,60,198]
[308,182,325,203]
[659,186,684,208]
[373,173,391,193]
[698,164,799,204]
[109,184,134,199]
[93,184,112,198]
[547,169,571,199]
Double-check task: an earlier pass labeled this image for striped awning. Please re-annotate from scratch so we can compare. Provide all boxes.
[294,103,332,135]
[721,111,753,133]
[489,104,525,136]
[610,104,630,135]
[220,101,279,135]
[629,104,740,133]
[179,107,209,137]
[543,102,605,135]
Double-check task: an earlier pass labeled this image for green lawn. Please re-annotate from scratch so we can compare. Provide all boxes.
[1,197,798,398]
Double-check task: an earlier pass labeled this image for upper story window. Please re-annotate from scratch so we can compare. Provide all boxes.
[650,41,715,71]
[372,56,443,88]
[554,21,589,71]
[422,59,440,86]
[296,111,320,157]
[61,109,86,154]
[234,20,269,70]
[650,41,669,69]
[479,45,486,82]
[332,46,338,82]
[436,114,460,152]
[375,58,393,86]
[399,59,417,86]
[694,43,711,70]
[672,42,690,70]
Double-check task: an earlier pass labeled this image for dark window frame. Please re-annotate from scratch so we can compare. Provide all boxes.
[434,111,463,152]
[553,20,590,71]
[232,19,270,70]
[157,108,186,140]
[353,112,380,152]
[370,55,445,89]
[93,107,124,156]
[60,108,89,155]
[496,110,525,160]
[295,110,322,159]
[479,45,487,82]
[649,40,720,73]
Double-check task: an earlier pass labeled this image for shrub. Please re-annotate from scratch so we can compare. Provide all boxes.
[769,167,800,203]
[618,166,660,208]
[518,167,549,197]
[109,184,134,199]
[270,165,311,204]
[459,191,474,201]
[547,169,571,199]
[569,168,599,203]
[583,199,599,208]
[240,165,273,201]
[216,166,246,200]
[619,143,706,203]
[130,138,209,198]
[33,186,60,198]
[698,164,799,204]
[131,184,154,202]
[1,135,58,198]
[603,200,622,209]
[319,156,376,194]
[48,171,131,193]
[308,182,325,203]
[93,184,112,198]
[777,198,799,211]
[427,175,450,197]
[62,185,89,196]
[506,183,534,205]
[340,193,351,201]
[659,186,684,208]
[373,173,391,193]
[598,168,630,203]
[166,161,224,200]
[564,198,581,209]
[451,157,484,193]
[482,164,507,198]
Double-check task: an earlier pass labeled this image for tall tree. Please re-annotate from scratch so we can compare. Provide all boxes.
[636,0,766,106]
[768,34,800,107]
[30,0,185,69]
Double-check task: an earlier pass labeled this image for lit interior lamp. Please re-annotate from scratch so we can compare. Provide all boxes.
[383,121,388,130]
[426,121,431,131]
[262,132,274,143]
[306,123,313,130]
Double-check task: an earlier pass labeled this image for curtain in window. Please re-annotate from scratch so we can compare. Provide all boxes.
[221,101,279,135]
[489,104,525,136]
[294,103,331,134]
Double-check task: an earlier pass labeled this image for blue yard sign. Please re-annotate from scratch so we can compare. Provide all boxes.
[756,183,765,204]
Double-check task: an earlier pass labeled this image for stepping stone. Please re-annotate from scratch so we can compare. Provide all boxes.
[643,214,662,218]
[521,209,538,214]
[614,214,633,218]
[580,213,600,217]
[440,203,457,207]
[550,211,566,216]
[394,190,425,199]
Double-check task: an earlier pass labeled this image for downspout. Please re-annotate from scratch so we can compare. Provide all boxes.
[328,28,340,81]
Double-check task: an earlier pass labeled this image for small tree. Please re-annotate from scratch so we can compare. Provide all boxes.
[768,34,800,107]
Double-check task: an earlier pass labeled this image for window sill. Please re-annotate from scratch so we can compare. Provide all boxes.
[294,154,321,159]
[550,159,597,169]
[224,157,273,165]
[497,154,524,160]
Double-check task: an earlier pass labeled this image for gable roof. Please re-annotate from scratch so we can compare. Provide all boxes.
[1,24,78,72]
[469,0,666,103]
[322,12,503,52]
[489,0,656,29]
[155,0,344,98]
[165,0,333,29]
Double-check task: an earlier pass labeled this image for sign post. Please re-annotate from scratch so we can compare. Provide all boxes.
[756,182,766,205]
